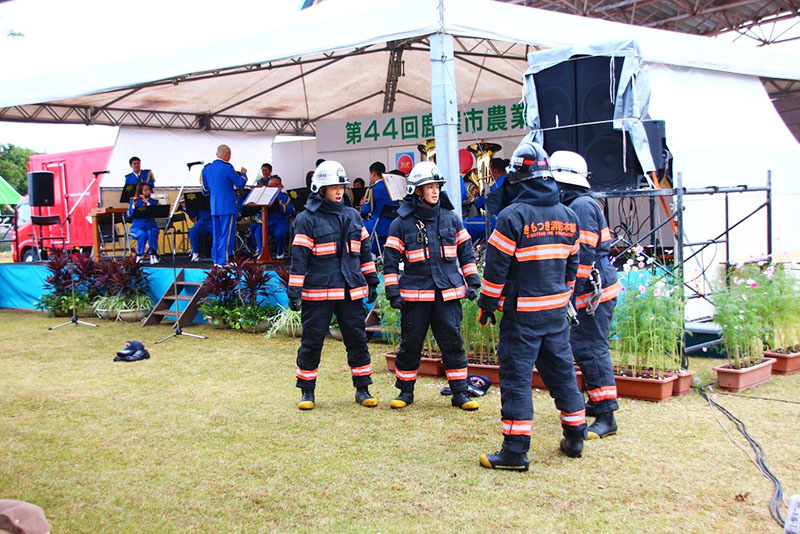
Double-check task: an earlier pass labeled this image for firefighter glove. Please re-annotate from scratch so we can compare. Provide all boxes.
[478,308,496,326]
[367,284,378,304]
[289,297,302,312]
[466,285,479,301]
[389,296,405,313]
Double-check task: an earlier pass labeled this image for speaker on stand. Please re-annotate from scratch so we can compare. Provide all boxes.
[28,171,55,207]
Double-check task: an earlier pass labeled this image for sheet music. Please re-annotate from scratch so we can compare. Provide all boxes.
[382,174,408,201]
[244,186,281,206]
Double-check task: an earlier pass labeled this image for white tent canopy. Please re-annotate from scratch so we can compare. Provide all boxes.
[1,0,799,132]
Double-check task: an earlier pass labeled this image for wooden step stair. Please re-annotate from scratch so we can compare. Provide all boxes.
[143,269,208,329]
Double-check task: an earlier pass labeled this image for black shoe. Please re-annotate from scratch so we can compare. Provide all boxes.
[390,391,414,409]
[298,389,315,410]
[559,437,584,458]
[479,446,530,471]
[451,391,479,411]
[584,399,596,418]
[586,411,617,440]
[355,386,378,407]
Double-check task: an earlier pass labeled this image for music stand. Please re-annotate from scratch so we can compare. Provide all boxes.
[49,169,111,330]
[120,184,137,204]
[155,161,208,344]
[287,187,310,213]
[243,186,281,264]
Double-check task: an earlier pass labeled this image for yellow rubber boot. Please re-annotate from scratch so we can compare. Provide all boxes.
[390,391,414,409]
[298,389,315,410]
[451,391,479,411]
[355,386,378,407]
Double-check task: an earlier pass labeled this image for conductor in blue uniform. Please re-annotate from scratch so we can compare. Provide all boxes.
[201,144,248,266]
[124,157,156,189]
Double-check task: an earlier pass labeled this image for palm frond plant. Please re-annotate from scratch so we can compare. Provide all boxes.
[265,306,303,339]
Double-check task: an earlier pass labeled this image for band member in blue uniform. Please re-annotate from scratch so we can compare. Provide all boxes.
[464,158,507,243]
[289,161,380,410]
[201,144,247,266]
[124,157,155,190]
[361,161,397,253]
[249,175,294,259]
[478,138,587,471]
[255,163,273,186]
[383,162,482,411]
[184,202,212,263]
[126,182,160,264]
[550,151,622,440]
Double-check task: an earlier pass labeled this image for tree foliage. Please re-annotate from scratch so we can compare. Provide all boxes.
[0,143,39,195]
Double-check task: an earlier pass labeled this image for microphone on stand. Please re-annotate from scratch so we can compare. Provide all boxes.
[92,170,110,176]
[187,161,204,169]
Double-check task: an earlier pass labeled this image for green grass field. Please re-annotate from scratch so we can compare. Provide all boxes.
[1,309,797,533]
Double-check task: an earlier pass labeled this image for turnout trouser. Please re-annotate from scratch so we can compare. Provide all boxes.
[571,298,618,414]
[497,316,587,454]
[394,292,469,394]
[296,294,372,389]
[211,214,237,265]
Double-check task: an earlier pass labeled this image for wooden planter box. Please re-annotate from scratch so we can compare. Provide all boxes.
[763,350,800,375]
[614,373,677,402]
[665,369,697,396]
[383,353,444,377]
[714,358,775,392]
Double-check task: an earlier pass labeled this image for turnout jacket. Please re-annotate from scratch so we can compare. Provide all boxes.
[479,179,580,326]
[289,193,379,301]
[561,187,622,309]
[384,194,480,302]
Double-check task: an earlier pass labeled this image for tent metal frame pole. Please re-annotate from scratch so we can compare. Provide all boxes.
[430,32,462,218]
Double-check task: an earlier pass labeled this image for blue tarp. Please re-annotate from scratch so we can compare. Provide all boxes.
[0,264,288,323]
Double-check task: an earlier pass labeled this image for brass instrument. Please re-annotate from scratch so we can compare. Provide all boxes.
[417,139,436,163]
[465,142,502,204]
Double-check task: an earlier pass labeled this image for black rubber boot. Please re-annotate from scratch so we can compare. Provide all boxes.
[559,437,584,458]
[584,399,596,418]
[451,391,479,411]
[479,446,530,471]
[355,386,378,407]
[586,411,617,440]
[298,389,315,410]
[390,391,414,409]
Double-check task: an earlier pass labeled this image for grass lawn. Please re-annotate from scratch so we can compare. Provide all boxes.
[1,309,797,533]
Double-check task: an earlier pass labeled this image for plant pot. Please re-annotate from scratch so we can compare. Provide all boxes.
[76,306,94,318]
[205,316,231,329]
[468,363,500,385]
[53,308,70,317]
[94,308,115,320]
[665,369,697,396]
[242,319,272,333]
[283,324,302,337]
[329,327,343,340]
[763,350,800,375]
[383,353,445,377]
[117,308,148,322]
[614,373,677,402]
[713,358,775,392]
[532,367,585,392]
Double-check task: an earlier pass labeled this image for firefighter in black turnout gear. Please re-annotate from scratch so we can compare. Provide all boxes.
[478,139,587,471]
[383,162,482,411]
[288,161,380,410]
[551,151,622,439]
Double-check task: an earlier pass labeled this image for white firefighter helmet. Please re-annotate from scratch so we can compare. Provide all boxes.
[406,161,445,196]
[310,160,349,193]
[549,151,590,189]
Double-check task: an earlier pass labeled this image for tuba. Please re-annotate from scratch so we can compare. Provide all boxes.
[466,142,501,203]
[417,139,436,163]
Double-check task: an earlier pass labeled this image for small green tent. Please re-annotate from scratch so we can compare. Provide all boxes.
[0,175,22,205]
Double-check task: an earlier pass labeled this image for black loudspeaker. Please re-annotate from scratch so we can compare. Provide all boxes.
[28,171,55,207]
[534,56,666,191]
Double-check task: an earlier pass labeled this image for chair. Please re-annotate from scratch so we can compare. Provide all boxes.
[30,215,65,258]
[156,213,187,255]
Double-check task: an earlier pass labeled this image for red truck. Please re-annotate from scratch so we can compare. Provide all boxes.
[14,146,113,261]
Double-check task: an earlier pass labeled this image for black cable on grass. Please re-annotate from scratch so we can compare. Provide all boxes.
[697,383,786,528]
[720,392,800,405]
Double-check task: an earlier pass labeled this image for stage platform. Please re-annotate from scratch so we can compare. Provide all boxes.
[0,261,289,324]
